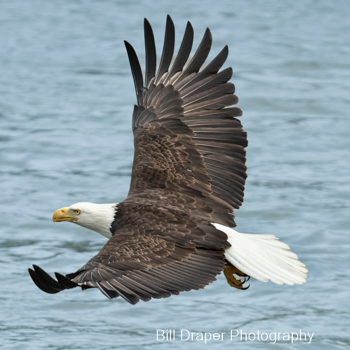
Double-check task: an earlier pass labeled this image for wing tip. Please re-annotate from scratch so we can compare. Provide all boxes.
[205,27,212,38]
[124,40,131,48]
[55,272,78,289]
[28,265,59,294]
[29,264,78,294]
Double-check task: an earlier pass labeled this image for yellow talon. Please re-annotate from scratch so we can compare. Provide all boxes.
[223,263,250,290]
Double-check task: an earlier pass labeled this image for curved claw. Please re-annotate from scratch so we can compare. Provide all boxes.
[223,264,250,290]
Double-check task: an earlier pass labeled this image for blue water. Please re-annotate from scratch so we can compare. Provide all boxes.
[1,0,350,349]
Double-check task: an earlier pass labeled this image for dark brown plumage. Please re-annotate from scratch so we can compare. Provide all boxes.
[28,15,248,304]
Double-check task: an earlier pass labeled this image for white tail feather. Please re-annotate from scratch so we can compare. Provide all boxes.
[213,223,307,285]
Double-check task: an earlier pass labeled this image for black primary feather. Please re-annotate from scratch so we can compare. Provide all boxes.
[144,18,156,87]
[155,15,175,83]
[124,41,144,105]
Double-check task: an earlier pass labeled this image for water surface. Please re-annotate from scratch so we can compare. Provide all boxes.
[1,1,350,349]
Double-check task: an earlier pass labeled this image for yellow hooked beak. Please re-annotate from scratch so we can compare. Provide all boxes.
[52,207,78,223]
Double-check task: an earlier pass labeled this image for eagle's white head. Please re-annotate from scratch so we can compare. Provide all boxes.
[52,202,117,239]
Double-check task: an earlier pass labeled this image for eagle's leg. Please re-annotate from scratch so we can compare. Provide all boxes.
[223,262,250,290]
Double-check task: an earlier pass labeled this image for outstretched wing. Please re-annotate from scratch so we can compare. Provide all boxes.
[125,15,247,227]
[29,16,248,304]
[29,209,228,304]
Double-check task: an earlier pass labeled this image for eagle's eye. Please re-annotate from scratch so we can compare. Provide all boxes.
[73,209,81,215]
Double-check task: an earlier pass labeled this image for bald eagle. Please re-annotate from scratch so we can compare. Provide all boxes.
[28,16,307,304]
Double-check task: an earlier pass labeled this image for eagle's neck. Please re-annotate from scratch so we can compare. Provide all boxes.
[74,203,117,239]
